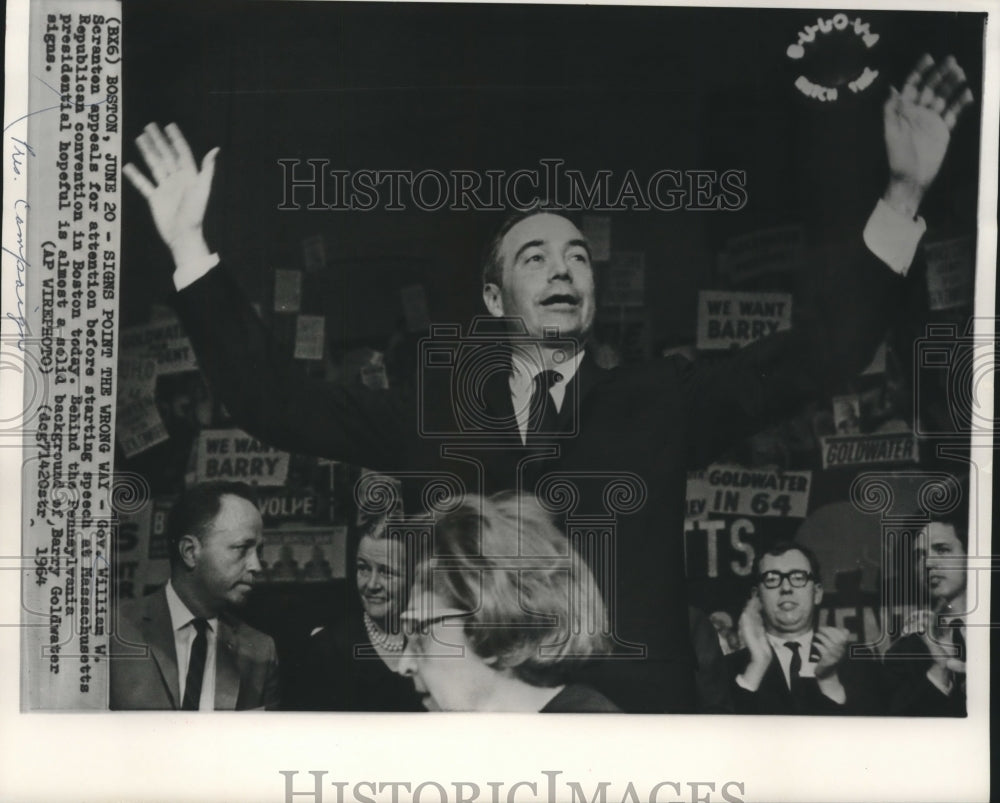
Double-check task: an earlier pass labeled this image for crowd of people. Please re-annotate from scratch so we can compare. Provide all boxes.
[111,480,969,715]
[110,53,973,714]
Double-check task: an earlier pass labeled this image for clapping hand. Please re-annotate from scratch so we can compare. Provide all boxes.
[902,609,966,676]
[812,626,850,680]
[738,596,773,689]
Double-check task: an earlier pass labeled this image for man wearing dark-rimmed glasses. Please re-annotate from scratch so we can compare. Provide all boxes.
[726,541,880,715]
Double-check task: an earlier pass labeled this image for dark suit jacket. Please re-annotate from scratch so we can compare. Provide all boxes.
[285,616,424,712]
[173,233,901,713]
[110,587,280,710]
[882,633,966,717]
[726,642,883,715]
[540,683,621,713]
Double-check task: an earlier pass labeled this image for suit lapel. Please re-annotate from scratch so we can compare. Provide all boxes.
[559,353,609,433]
[214,616,242,710]
[141,588,181,709]
[481,351,517,428]
[763,644,798,711]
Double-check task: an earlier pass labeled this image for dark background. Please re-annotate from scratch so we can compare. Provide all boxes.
[116,2,988,707]
[120,2,984,341]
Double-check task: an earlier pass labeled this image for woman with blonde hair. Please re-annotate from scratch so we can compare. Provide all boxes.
[398,492,619,712]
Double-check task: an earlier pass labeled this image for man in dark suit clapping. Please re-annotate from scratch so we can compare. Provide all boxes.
[727,542,881,715]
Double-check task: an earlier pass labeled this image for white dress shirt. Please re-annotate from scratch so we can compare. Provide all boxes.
[736,628,845,704]
[165,580,219,711]
[766,630,817,688]
[172,203,924,453]
[509,347,586,444]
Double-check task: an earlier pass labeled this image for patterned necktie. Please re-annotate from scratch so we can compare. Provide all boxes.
[182,618,209,711]
[528,369,562,437]
[785,641,803,695]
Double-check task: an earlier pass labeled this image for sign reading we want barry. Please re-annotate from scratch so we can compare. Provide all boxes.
[696,291,793,350]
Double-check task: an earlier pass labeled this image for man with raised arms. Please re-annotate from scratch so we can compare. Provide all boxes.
[123,55,972,712]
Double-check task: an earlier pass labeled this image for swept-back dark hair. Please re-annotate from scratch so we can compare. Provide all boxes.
[928,490,969,552]
[480,201,588,289]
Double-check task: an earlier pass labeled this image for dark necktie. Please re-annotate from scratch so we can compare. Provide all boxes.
[785,641,803,695]
[528,369,562,438]
[951,617,966,660]
[182,618,209,711]
[951,617,966,698]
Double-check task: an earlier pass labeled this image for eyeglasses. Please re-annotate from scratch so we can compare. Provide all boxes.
[400,611,468,652]
[758,570,814,589]
[401,612,466,637]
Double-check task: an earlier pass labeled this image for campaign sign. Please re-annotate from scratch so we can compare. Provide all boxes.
[716,224,804,283]
[696,291,792,350]
[821,432,919,469]
[120,315,198,375]
[687,464,811,520]
[195,428,291,485]
[925,235,975,311]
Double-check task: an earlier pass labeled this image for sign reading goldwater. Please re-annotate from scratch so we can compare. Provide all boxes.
[687,464,812,519]
[821,432,919,469]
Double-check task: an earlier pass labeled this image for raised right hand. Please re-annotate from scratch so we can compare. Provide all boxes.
[123,122,219,259]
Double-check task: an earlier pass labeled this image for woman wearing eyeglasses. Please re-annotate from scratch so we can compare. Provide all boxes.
[398,492,619,712]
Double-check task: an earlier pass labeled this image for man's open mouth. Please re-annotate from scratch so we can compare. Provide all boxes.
[540,294,579,307]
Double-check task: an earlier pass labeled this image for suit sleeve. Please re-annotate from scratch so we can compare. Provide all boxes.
[882,638,965,717]
[682,228,908,468]
[173,263,414,470]
[725,650,776,715]
[839,648,885,715]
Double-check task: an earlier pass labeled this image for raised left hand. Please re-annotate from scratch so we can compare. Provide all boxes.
[883,54,974,214]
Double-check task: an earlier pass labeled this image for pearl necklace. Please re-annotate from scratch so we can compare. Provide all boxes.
[364,612,404,652]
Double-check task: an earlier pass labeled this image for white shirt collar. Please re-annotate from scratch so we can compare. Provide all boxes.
[509,346,585,388]
[165,579,217,634]
[766,629,813,653]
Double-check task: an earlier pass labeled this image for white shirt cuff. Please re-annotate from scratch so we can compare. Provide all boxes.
[173,252,221,290]
[735,673,759,692]
[862,198,926,276]
[816,675,847,705]
[925,666,953,697]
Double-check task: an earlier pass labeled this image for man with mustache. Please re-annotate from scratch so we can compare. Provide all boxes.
[110,482,279,710]
[123,54,971,712]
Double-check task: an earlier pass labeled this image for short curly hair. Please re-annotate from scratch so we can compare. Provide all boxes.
[412,491,610,686]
